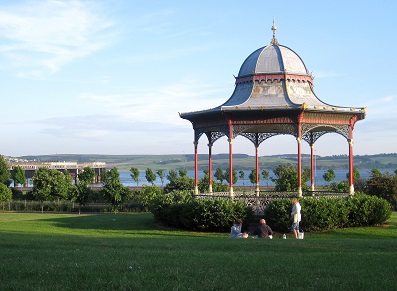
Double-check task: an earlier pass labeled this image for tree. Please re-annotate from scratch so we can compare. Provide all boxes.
[198,170,228,193]
[156,169,165,186]
[239,170,245,186]
[224,168,238,185]
[366,171,397,207]
[167,170,178,183]
[145,168,156,185]
[262,169,269,187]
[248,169,258,186]
[130,167,140,186]
[11,165,26,187]
[214,168,224,184]
[0,155,11,186]
[346,167,361,180]
[78,167,95,184]
[323,169,336,184]
[271,163,310,192]
[0,183,12,210]
[32,168,74,213]
[370,168,382,178]
[178,169,187,177]
[102,168,131,213]
[72,167,95,214]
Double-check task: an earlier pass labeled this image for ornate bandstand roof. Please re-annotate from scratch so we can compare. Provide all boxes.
[180,24,366,125]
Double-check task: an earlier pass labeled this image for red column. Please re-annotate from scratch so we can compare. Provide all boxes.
[228,121,234,198]
[348,137,354,195]
[208,143,213,194]
[194,141,198,195]
[255,145,259,197]
[310,143,315,192]
[297,112,303,197]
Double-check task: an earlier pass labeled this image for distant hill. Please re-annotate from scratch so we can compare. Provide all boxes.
[17,153,397,172]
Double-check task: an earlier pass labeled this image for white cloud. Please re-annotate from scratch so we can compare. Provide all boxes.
[0,0,114,78]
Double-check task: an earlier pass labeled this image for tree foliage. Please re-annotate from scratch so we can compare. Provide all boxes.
[271,163,310,191]
[145,168,156,185]
[262,169,269,186]
[238,170,245,186]
[198,170,228,193]
[224,167,238,185]
[156,169,165,186]
[248,169,259,186]
[11,165,26,187]
[214,168,224,184]
[102,168,131,213]
[323,169,336,184]
[0,155,11,186]
[365,170,397,208]
[346,167,361,180]
[130,167,140,186]
[0,183,12,205]
[78,167,95,184]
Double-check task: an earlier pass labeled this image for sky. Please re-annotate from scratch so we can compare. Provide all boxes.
[1,0,396,158]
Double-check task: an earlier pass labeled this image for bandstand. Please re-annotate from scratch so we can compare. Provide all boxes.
[180,23,366,197]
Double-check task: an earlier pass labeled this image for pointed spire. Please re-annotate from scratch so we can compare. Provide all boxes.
[271,17,278,45]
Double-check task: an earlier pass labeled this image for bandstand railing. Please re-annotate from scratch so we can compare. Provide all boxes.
[196,190,349,215]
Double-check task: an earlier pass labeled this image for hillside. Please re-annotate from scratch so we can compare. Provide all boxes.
[18,153,397,171]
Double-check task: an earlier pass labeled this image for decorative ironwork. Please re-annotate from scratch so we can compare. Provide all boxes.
[239,132,279,146]
[205,131,226,144]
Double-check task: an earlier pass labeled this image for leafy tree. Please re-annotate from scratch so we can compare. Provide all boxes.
[0,183,12,210]
[271,163,310,191]
[248,169,258,186]
[178,169,187,177]
[71,182,93,215]
[102,168,131,213]
[346,167,361,180]
[78,167,95,184]
[370,168,382,178]
[198,170,228,193]
[214,168,224,184]
[0,155,11,186]
[262,169,269,186]
[163,175,194,193]
[366,171,397,207]
[11,165,26,187]
[238,170,245,186]
[156,169,165,186]
[323,169,336,184]
[224,167,238,185]
[145,168,156,185]
[32,168,73,213]
[329,181,349,193]
[167,170,178,183]
[130,167,140,186]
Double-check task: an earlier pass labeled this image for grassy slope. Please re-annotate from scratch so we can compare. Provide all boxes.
[0,212,396,290]
[19,153,397,171]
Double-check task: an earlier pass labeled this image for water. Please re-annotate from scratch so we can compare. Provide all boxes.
[117,169,388,187]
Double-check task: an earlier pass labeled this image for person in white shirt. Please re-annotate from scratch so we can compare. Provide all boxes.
[291,197,302,239]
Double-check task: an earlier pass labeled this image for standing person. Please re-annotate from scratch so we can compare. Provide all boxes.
[291,197,302,239]
[253,219,273,239]
[230,218,248,238]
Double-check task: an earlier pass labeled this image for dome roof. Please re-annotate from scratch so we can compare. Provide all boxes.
[238,44,310,77]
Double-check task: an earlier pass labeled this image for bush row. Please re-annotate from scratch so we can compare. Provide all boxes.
[264,193,392,232]
[149,191,253,232]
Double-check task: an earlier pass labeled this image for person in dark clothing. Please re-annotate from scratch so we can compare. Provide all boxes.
[253,219,273,239]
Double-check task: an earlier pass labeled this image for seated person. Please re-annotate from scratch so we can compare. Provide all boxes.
[230,218,248,238]
[253,219,273,239]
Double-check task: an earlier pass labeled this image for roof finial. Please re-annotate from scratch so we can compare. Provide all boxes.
[271,17,278,45]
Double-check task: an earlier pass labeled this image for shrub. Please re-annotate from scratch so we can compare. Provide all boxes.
[263,194,391,232]
[150,191,253,232]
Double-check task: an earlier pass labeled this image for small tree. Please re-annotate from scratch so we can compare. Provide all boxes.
[214,168,224,184]
[323,168,336,184]
[156,169,165,186]
[224,167,238,185]
[178,169,187,177]
[248,169,258,186]
[71,182,93,215]
[262,169,269,187]
[346,167,361,180]
[11,165,26,187]
[0,155,11,186]
[102,168,130,213]
[167,170,178,183]
[0,183,12,210]
[272,163,310,192]
[130,167,140,186]
[239,170,245,186]
[145,168,156,185]
[198,170,228,193]
[78,167,95,184]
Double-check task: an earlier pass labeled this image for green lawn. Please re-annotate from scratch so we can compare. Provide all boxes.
[0,212,396,290]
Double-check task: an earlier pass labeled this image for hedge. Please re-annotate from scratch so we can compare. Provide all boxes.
[264,193,392,232]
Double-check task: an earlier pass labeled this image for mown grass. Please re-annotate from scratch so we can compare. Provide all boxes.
[0,212,396,290]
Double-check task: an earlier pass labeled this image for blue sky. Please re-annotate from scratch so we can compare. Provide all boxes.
[1,0,396,158]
